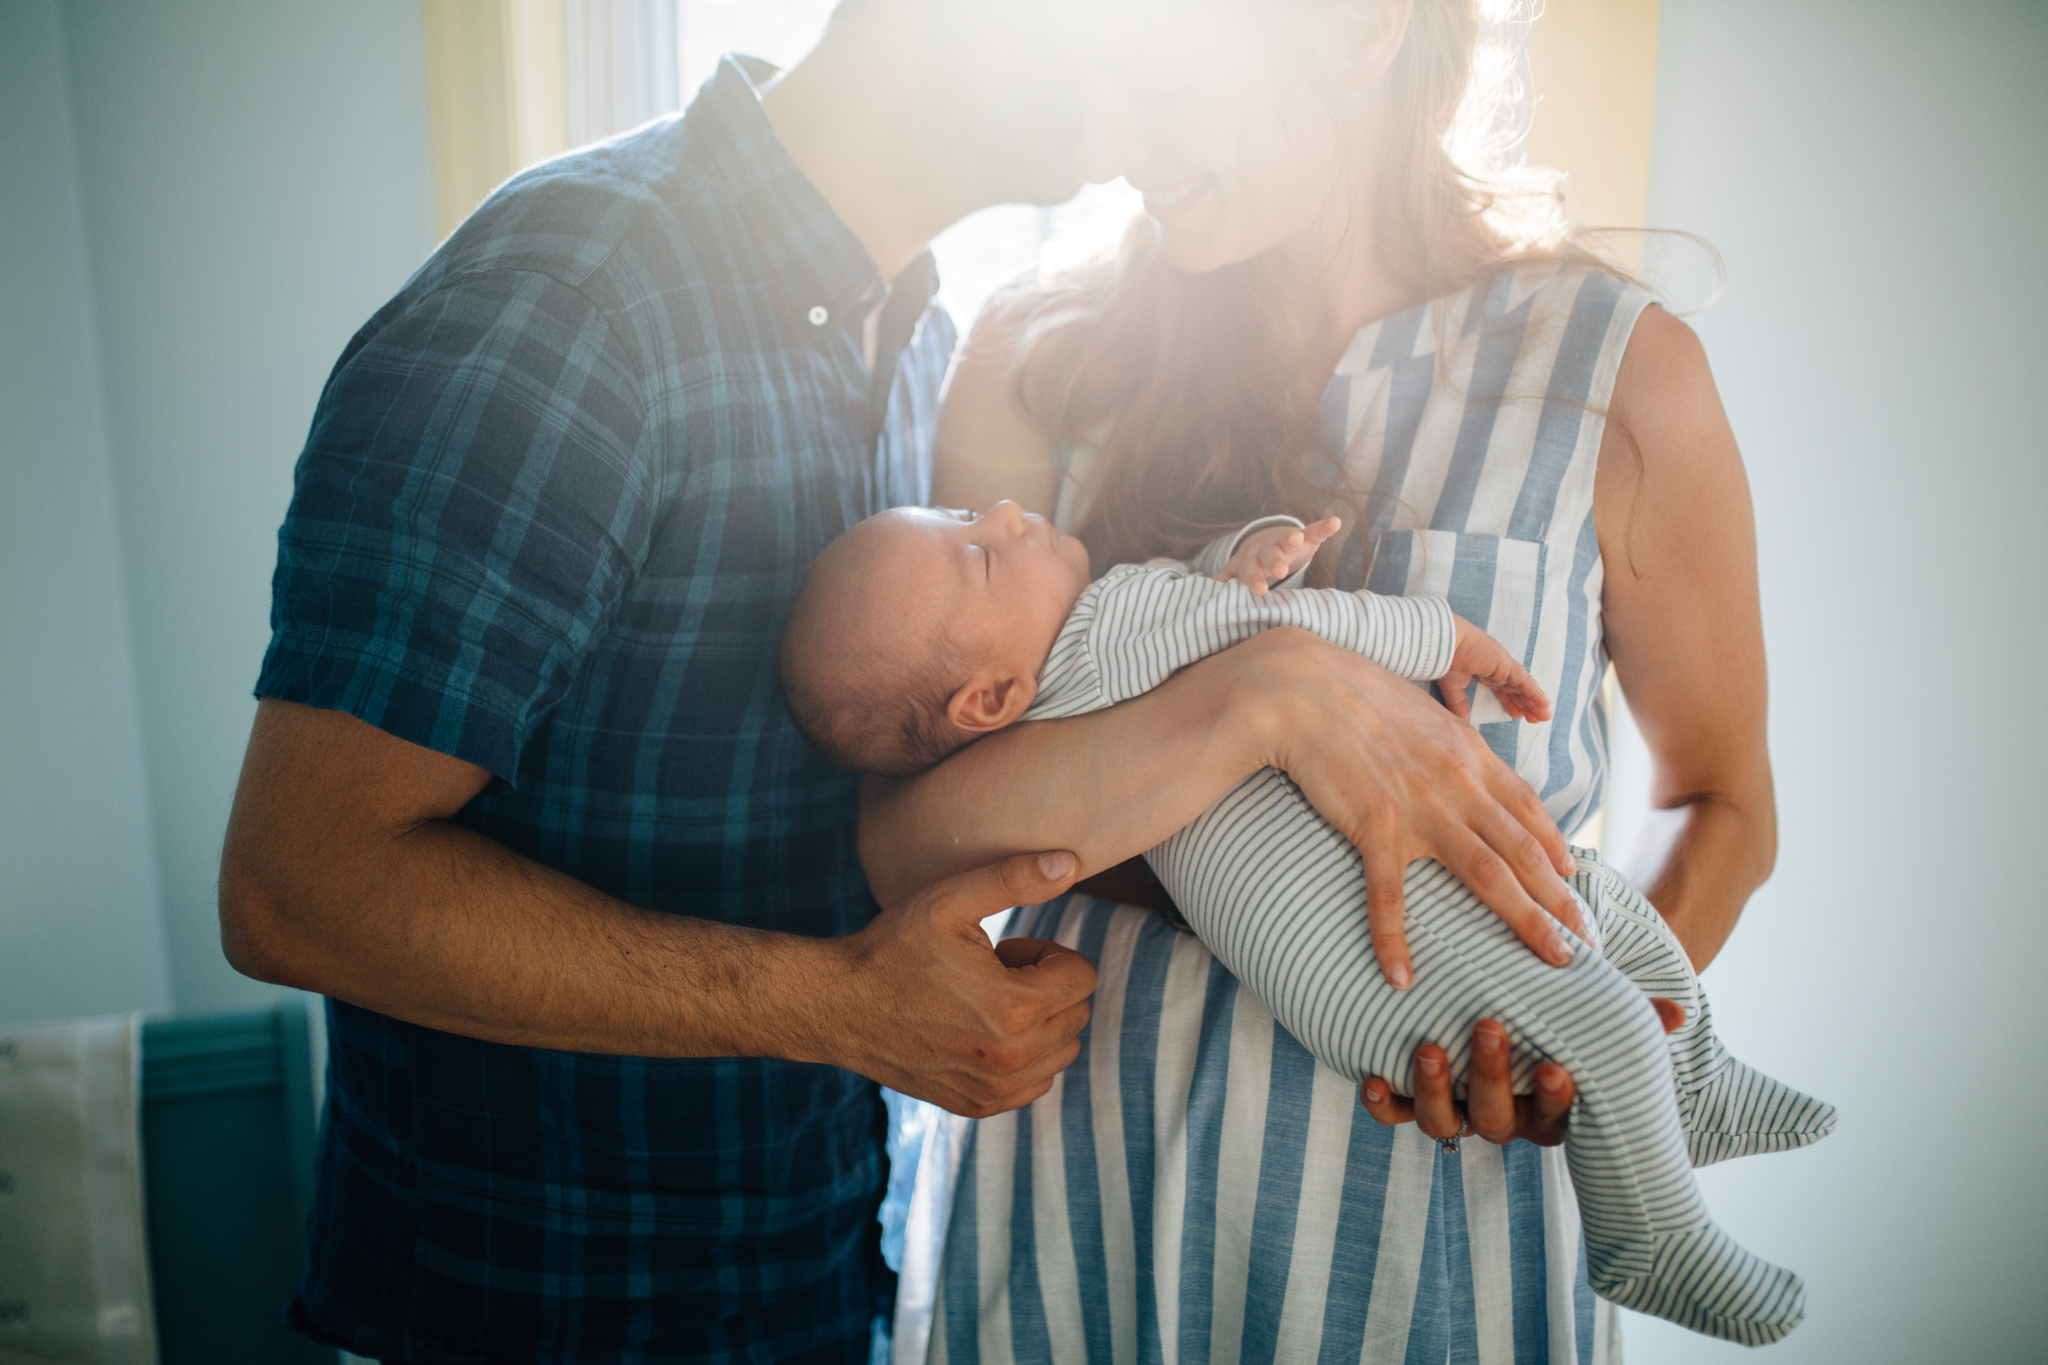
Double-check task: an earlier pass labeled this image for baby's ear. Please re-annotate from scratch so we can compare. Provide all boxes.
[946,672,1039,735]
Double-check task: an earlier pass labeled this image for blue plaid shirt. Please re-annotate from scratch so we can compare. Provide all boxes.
[259,58,953,1364]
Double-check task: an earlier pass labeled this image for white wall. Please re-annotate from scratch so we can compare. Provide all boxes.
[0,1,440,1022]
[1622,1,2048,1358]
[59,0,439,1014]
[0,2,172,1029]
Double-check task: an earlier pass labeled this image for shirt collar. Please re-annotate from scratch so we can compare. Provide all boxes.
[686,55,938,338]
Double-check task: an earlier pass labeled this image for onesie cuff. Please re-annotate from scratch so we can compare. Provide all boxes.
[1413,595,1460,680]
[1192,515,1308,581]
[1362,593,1460,681]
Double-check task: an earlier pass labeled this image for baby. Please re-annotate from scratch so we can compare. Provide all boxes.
[780,502,1834,1345]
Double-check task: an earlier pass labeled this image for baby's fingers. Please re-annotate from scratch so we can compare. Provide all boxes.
[1439,673,1473,720]
[1256,543,1294,592]
[1485,663,1552,722]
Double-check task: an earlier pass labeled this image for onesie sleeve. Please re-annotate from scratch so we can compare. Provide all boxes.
[1029,566,1460,715]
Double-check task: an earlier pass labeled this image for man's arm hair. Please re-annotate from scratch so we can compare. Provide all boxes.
[219,698,829,1057]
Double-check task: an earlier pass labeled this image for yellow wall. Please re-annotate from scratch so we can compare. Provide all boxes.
[1524,0,1663,233]
[425,3,1666,245]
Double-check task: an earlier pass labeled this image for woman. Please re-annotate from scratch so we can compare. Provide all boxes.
[867,0,1774,1359]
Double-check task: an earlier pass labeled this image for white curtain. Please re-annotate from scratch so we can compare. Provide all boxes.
[566,0,681,146]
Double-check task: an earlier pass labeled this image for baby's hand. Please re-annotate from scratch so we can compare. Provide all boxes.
[1441,615,1553,723]
[1215,517,1342,595]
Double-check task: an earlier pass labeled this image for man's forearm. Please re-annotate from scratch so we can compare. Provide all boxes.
[219,701,848,1059]
[229,814,841,1057]
[222,701,1103,1112]
[859,645,1268,905]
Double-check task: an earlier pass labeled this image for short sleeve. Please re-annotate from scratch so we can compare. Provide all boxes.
[256,269,654,785]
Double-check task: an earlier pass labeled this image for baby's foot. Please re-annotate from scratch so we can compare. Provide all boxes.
[1594,1223,1806,1346]
[1678,1053,1839,1168]
[1570,847,1838,1166]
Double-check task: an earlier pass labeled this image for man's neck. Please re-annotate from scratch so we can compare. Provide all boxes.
[761,47,976,287]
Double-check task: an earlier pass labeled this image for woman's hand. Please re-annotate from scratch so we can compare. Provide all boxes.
[1360,1001,1685,1145]
[1233,628,1588,988]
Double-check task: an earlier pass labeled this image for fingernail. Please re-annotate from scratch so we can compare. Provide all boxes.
[1547,935,1572,966]
[1037,851,1075,880]
[1364,1080,1385,1102]
[1419,1053,1443,1076]
[1539,1069,1565,1094]
[1476,1027,1504,1054]
[1388,962,1412,990]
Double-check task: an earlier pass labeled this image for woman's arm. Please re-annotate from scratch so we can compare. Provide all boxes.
[866,314,1591,983]
[1597,306,1777,971]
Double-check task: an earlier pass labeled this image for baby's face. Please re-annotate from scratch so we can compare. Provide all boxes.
[881,502,1093,675]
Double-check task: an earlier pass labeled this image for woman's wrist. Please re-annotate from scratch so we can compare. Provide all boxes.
[1182,634,1287,778]
[1206,627,1328,773]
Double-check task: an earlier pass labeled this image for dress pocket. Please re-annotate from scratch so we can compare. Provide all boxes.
[1366,529,1549,726]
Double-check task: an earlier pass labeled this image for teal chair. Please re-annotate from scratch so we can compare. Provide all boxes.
[140,1001,344,1365]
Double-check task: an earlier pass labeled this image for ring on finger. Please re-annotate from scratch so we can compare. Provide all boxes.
[1437,1114,1472,1155]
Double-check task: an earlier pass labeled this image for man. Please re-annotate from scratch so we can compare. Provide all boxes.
[219,3,1100,1359]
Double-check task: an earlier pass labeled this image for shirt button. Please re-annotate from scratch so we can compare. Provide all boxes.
[808,305,829,327]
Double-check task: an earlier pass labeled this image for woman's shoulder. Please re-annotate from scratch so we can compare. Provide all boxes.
[1498,259,1656,338]
[1380,260,1654,382]
[1605,302,1718,457]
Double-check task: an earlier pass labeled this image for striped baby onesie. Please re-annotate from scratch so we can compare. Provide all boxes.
[1000,532,1835,1344]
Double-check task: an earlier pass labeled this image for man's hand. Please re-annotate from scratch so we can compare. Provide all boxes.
[1359,1001,1686,1146]
[1440,615,1552,724]
[1231,629,1587,989]
[820,852,1097,1118]
[1214,516,1343,594]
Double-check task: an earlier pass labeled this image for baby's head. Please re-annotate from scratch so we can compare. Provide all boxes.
[781,502,1092,776]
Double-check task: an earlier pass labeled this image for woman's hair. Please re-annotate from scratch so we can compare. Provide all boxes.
[993,0,1622,575]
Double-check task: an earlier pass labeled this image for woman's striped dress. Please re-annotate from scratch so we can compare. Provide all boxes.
[895,265,1654,1365]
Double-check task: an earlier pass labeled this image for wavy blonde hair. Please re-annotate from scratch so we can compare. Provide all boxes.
[994,0,1625,576]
